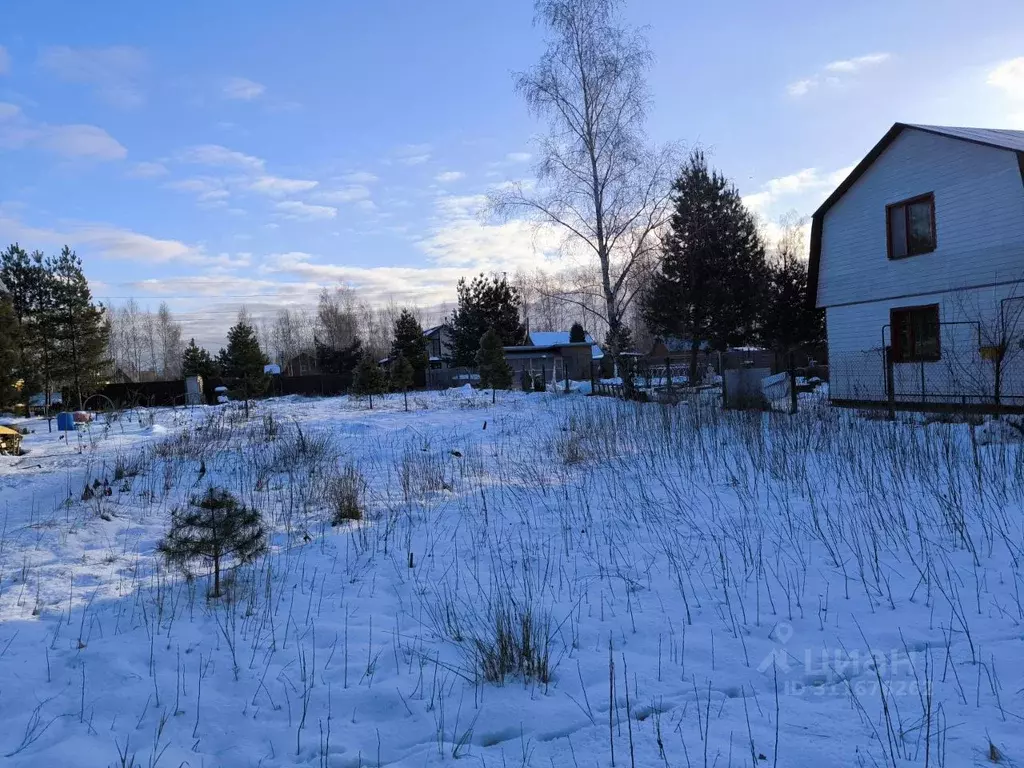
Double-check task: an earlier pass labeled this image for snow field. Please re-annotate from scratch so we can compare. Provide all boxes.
[0,389,1022,766]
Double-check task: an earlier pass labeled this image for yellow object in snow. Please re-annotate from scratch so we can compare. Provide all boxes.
[0,425,23,455]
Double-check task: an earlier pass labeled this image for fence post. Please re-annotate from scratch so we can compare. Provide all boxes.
[885,346,896,420]
[719,351,727,409]
[788,351,798,415]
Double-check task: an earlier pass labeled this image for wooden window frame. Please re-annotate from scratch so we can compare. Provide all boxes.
[890,303,941,363]
[886,192,936,260]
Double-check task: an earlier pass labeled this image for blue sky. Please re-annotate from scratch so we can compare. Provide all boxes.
[1,0,1023,345]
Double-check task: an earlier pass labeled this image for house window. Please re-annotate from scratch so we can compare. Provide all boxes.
[887,193,936,259]
[890,305,940,362]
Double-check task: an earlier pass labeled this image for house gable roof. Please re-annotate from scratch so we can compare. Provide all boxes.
[527,331,604,359]
[807,122,1024,308]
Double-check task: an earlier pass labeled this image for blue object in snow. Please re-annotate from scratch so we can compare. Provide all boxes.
[56,412,76,432]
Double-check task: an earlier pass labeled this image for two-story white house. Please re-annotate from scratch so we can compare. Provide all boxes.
[810,123,1024,411]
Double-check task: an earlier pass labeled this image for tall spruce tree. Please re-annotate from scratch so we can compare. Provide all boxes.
[390,310,428,388]
[451,274,524,366]
[569,322,587,343]
[182,338,218,379]
[0,245,55,399]
[0,295,19,408]
[222,317,269,416]
[760,223,825,359]
[50,247,110,410]
[0,245,36,388]
[353,353,386,409]
[476,328,513,404]
[642,150,768,384]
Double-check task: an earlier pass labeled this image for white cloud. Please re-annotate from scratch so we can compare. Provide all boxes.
[988,57,1024,99]
[40,125,127,160]
[275,200,337,220]
[127,161,168,179]
[505,152,532,163]
[391,143,432,165]
[0,45,9,75]
[39,45,147,108]
[418,193,561,271]
[824,53,891,74]
[743,165,854,215]
[786,79,817,98]
[435,171,465,183]
[247,175,319,196]
[788,52,891,98]
[178,144,265,171]
[341,171,378,184]
[0,106,127,161]
[315,185,371,204]
[987,58,1024,127]
[0,213,217,265]
[222,76,266,100]
[165,177,231,207]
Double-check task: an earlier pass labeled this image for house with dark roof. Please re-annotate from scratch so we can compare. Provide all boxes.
[503,331,604,384]
[809,123,1024,410]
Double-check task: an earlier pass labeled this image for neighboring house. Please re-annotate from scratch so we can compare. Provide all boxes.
[423,324,454,369]
[503,331,604,383]
[381,324,455,369]
[809,123,1024,410]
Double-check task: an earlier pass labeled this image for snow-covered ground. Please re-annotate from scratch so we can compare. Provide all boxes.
[1,389,1022,766]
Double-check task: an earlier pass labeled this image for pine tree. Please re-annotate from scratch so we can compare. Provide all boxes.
[353,353,386,409]
[0,295,19,408]
[390,309,428,387]
[50,246,110,409]
[642,150,768,384]
[451,274,524,366]
[222,316,269,416]
[315,336,364,388]
[1,245,57,401]
[182,338,218,379]
[760,223,825,358]
[391,353,414,411]
[476,328,513,404]
[0,245,37,388]
[158,487,266,598]
[569,322,587,343]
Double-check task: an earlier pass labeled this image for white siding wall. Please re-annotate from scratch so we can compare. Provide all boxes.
[818,131,1024,309]
[827,285,1024,405]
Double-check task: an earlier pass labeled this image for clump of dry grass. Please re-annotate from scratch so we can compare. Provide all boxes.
[327,464,366,524]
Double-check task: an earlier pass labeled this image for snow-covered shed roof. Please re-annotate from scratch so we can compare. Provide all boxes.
[528,331,604,359]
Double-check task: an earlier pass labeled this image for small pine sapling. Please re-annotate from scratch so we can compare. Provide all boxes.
[158,487,267,598]
[391,353,414,412]
[353,354,387,410]
[476,328,513,404]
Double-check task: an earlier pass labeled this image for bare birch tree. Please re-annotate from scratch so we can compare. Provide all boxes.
[496,0,675,355]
